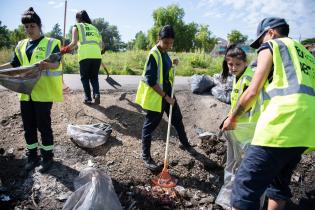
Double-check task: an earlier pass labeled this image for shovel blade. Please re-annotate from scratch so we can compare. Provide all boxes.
[105,77,121,89]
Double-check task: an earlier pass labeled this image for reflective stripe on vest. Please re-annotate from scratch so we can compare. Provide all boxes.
[16,41,24,64]
[268,39,315,97]
[41,38,62,77]
[78,23,100,45]
[142,48,163,89]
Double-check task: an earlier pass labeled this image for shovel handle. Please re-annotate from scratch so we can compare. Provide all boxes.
[101,62,110,78]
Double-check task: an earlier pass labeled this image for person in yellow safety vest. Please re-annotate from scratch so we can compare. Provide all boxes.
[135,25,192,171]
[0,7,63,173]
[216,44,262,209]
[61,10,105,105]
[222,17,315,210]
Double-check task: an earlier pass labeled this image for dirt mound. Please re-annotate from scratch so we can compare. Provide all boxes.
[0,90,314,210]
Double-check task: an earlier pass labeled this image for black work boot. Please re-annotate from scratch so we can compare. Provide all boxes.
[142,155,160,171]
[179,142,194,153]
[94,94,100,105]
[39,150,54,173]
[39,158,54,173]
[25,150,40,171]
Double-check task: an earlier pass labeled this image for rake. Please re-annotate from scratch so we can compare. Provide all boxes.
[151,65,177,188]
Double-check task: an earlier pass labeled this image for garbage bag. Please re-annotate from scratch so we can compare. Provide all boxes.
[0,53,62,94]
[0,65,41,94]
[190,74,214,94]
[215,123,265,209]
[67,123,112,148]
[211,73,234,104]
[62,167,123,210]
[211,85,231,104]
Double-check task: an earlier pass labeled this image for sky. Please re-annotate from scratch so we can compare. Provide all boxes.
[0,0,314,42]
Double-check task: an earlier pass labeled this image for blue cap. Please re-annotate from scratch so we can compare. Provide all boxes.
[250,17,289,49]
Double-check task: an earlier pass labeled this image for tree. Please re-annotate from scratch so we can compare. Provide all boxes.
[301,38,315,45]
[147,4,198,52]
[195,24,217,52]
[0,21,12,48]
[227,30,248,44]
[133,31,147,50]
[46,23,63,41]
[92,18,122,51]
[10,25,26,47]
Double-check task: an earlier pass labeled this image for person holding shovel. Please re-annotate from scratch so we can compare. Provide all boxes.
[61,10,105,104]
[135,25,192,171]
[0,7,63,173]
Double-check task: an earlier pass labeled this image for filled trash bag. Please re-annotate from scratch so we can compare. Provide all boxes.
[211,73,234,104]
[190,74,214,94]
[0,65,41,94]
[67,123,112,148]
[62,167,123,210]
[0,53,62,94]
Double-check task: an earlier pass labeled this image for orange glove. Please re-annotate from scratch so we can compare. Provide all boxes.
[61,46,71,54]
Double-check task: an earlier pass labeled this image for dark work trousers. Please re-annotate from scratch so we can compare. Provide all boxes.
[79,58,101,101]
[141,98,189,159]
[20,100,53,160]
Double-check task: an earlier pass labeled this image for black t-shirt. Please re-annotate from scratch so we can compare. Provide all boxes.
[10,36,60,67]
[144,48,172,96]
[257,42,274,83]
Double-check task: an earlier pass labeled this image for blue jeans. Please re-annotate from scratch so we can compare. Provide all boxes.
[231,145,306,210]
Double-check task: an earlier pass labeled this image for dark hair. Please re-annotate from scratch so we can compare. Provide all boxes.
[76,10,92,24]
[159,25,175,39]
[222,44,247,80]
[273,24,289,36]
[21,7,42,28]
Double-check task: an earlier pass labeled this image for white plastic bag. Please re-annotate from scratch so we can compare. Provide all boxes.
[211,73,234,104]
[62,167,123,210]
[67,123,112,148]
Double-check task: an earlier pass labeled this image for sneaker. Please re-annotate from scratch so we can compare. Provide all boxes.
[25,157,40,171]
[39,159,54,173]
[94,94,100,105]
[83,99,92,104]
[142,157,160,171]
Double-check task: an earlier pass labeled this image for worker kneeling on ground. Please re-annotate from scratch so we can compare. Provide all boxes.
[222,17,315,210]
[135,25,192,171]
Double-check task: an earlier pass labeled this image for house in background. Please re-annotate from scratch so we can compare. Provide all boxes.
[211,38,253,56]
[211,37,228,56]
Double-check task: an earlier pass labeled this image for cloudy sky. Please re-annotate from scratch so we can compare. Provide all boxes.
[1,0,314,42]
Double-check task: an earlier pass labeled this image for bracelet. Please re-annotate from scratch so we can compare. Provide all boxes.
[163,93,167,98]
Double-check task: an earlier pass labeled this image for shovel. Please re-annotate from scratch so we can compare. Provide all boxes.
[151,65,177,188]
[101,62,121,89]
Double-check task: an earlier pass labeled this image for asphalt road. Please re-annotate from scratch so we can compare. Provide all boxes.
[0,74,191,91]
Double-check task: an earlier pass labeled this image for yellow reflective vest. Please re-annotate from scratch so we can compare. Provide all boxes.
[135,45,174,112]
[15,37,63,102]
[231,66,255,123]
[252,38,315,149]
[76,23,102,61]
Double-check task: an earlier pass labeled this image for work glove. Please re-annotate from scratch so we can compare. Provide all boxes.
[61,46,71,54]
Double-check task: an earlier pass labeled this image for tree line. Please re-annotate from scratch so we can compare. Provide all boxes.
[1,4,312,52]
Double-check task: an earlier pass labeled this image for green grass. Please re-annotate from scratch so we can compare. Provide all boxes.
[0,49,255,76]
[0,48,12,64]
